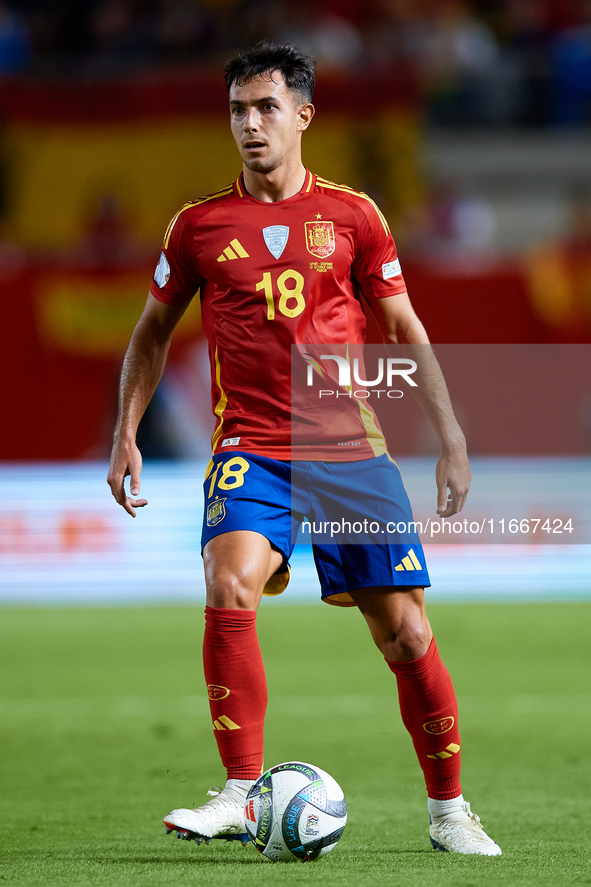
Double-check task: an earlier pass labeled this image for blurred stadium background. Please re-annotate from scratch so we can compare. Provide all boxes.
[1,0,590,603]
[2,13,589,882]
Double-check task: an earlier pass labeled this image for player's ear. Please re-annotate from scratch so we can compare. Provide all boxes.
[297,103,315,132]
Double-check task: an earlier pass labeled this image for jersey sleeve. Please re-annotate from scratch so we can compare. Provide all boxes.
[352,200,407,299]
[149,209,203,306]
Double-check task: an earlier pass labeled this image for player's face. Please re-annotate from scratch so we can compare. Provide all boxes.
[229,73,313,174]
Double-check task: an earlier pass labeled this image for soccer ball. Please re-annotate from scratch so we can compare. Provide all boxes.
[244,761,347,862]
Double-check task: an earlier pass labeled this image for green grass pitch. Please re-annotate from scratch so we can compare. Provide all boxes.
[0,601,589,886]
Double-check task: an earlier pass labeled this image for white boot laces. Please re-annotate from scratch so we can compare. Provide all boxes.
[462,801,482,828]
[200,786,238,810]
[436,800,490,845]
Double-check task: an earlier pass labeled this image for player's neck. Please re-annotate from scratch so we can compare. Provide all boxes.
[242,161,307,203]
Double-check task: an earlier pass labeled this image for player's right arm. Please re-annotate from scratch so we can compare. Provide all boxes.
[107,294,189,516]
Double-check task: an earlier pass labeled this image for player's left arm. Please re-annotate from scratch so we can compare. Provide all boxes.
[368,291,471,517]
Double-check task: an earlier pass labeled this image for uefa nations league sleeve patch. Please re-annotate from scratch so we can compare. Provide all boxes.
[382,258,402,280]
[154,251,171,288]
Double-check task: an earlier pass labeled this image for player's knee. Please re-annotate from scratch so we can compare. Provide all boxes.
[379,620,431,662]
[206,568,260,609]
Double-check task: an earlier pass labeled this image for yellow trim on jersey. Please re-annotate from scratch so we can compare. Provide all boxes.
[235,176,244,198]
[210,347,228,454]
[316,175,359,194]
[356,397,389,457]
[340,344,388,458]
[315,176,391,236]
[305,170,314,192]
[195,184,234,205]
[365,197,391,236]
[163,185,234,248]
[163,207,188,249]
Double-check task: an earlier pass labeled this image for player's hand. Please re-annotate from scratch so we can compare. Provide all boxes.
[107,436,148,517]
[435,446,471,518]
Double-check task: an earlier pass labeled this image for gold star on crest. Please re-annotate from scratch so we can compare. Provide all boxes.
[316,213,322,220]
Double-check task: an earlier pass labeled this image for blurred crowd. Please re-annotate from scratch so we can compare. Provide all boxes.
[2,0,591,126]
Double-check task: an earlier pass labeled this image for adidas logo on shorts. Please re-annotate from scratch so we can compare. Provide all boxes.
[394,549,423,571]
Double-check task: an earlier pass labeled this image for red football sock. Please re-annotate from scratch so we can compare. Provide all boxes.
[386,637,462,800]
[203,606,266,780]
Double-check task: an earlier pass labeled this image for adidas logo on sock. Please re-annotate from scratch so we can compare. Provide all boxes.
[213,715,241,731]
[427,742,461,760]
[394,548,423,572]
[217,239,250,262]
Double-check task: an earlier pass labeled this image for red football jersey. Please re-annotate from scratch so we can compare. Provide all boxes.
[149,170,408,460]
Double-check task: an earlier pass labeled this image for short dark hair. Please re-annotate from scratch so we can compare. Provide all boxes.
[224,41,316,104]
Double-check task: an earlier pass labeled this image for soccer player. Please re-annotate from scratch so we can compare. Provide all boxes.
[107,42,501,856]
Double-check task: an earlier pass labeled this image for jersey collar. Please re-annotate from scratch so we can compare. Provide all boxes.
[234,169,315,201]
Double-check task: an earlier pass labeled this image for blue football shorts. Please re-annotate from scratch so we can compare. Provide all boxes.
[201,451,431,607]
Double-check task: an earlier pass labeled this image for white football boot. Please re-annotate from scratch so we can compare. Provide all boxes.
[428,796,502,856]
[164,779,252,846]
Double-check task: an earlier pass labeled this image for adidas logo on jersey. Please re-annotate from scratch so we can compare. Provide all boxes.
[394,548,423,572]
[217,239,249,262]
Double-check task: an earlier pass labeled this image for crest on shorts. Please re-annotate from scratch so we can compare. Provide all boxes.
[206,497,227,527]
[305,221,335,258]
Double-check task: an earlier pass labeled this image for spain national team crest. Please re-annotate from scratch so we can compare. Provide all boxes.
[305,221,335,258]
[206,497,227,527]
